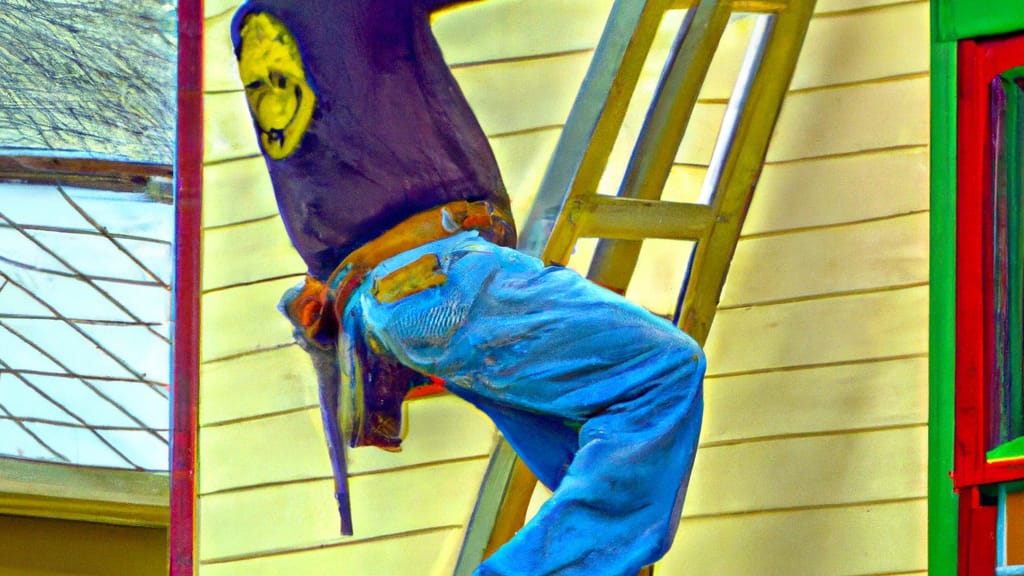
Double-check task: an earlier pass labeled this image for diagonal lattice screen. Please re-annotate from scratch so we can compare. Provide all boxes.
[0,0,176,474]
[0,182,172,471]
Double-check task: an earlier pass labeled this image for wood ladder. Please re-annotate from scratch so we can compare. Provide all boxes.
[454,0,816,573]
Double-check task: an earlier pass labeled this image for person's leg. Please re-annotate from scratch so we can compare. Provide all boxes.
[475,355,703,575]
[354,232,705,574]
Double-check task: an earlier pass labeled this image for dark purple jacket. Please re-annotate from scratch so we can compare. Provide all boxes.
[232,0,515,279]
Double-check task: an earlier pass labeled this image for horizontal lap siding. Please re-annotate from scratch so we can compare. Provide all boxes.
[720,213,929,307]
[199,396,497,495]
[198,459,489,562]
[198,345,318,426]
[744,147,929,235]
[656,1,931,574]
[489,128,563,225]
[705,286,928,375]
[663,500,928,575]
[700,357,928,444]
[684,427,928,517]
[198,528,466,576]
[202,156,278,229]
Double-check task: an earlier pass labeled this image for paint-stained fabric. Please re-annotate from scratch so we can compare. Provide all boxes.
[231,0,513,279]
[344,231,705,575]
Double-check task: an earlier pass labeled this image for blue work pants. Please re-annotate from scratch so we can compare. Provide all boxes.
[343,231,705,576]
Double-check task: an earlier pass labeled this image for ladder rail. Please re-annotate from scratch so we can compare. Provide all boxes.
[585,0,731,286]
[679,0,815,343]
[518,0,675,259]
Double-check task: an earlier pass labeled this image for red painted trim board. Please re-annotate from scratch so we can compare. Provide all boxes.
[958,487,997,575]
[171,1,203,574]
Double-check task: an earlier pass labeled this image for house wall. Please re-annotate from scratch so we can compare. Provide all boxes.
[0,515,166,576]
[657,0,931,573]
[196,0,929,574]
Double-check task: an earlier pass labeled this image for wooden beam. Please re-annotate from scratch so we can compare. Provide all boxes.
[0,155,172,199]
[460,0,676,567]
[171,0,204,574]
[0,457,168,528]
[455,441,538,575]
[573,196,713,241]
[459,2,816,573]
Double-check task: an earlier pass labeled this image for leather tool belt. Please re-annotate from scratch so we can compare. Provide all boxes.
[283,199,516,350]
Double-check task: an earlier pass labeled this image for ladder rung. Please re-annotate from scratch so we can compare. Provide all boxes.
[571,196,713,242]
[671,0,789,13]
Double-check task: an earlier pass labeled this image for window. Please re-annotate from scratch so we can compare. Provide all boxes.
[0,0,176,527]
[953,31,1024,576]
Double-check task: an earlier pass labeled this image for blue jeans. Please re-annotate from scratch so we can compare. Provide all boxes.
[343,231,705,575]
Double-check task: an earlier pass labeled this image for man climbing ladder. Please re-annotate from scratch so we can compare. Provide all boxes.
[231,1,706,574]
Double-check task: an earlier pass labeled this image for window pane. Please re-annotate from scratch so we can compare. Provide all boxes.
[0,184,172,470]
[991,68,1024,449]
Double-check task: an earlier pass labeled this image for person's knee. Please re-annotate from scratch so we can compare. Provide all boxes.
[657,334,706,396]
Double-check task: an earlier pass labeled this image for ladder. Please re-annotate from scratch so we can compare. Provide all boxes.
[455,0,815,573]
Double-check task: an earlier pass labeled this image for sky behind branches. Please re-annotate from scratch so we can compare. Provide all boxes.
[0,0,177,164]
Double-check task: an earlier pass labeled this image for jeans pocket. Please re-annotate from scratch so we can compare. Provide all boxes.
[370,253,447,304]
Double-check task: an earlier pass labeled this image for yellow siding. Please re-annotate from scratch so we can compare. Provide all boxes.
[0,515,166,576]
[198,460,488,562]
[684,427,927,516]
[452,53,591,136]
[199,528,466,576]
[489,129,563,225]
[199,346,318,426]
[766,77,929,162]
[200,277,297,362]
[657,1,931,573]
[199,396,496,494]
[701,357,928,443]
[704,286,927,376]
[202,217,304,292]
[661,500,928,574]
[816,0,914,14]
[198,0,931,574]
[432,0,613,64]
[720,212,929,306]
[198,459,487,561]
[743,147,929,234]
[790,2,928,90]
[202,156,278,228]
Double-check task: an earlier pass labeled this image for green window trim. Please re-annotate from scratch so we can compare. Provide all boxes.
[990,437,1024,464]
[933,2,1024,569]
[936,0,1024,42]
[929,0,958,568]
